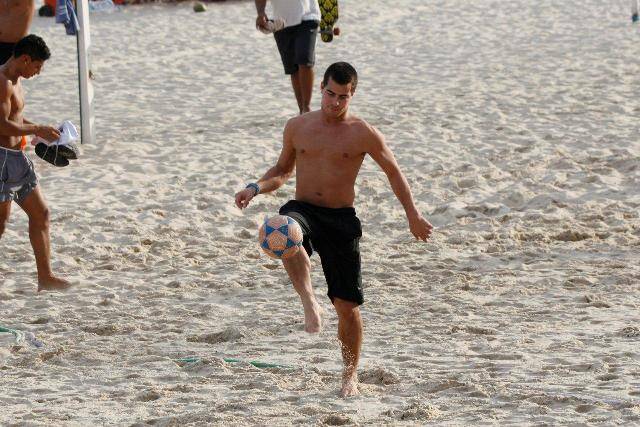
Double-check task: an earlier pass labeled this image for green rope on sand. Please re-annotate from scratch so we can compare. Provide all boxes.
[176,356,293,369]
[0,325,43,348]
[223,358,293,369]
[0,326,25,344]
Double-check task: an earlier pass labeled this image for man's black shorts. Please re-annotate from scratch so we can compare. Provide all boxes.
[273,20,319,75]
[279,200,364,305]
[0,42,15,65]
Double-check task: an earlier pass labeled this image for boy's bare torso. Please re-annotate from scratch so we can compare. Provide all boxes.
[0,74,24,149]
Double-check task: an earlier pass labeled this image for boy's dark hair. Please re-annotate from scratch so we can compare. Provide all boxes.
[13,35,51,62]
[322,62,358,92]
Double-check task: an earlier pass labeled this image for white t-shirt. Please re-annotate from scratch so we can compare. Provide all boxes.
[269,0,321,28]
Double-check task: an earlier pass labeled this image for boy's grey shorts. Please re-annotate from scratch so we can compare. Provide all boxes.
[0,147,38,204]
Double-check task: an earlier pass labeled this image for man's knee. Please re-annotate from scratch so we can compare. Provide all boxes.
[282,247,310,266]
[29,206,50,229]
[333,297,360,319]
[292,64,313,76]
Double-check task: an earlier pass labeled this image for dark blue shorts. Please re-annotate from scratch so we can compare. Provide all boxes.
[274,20,319,75]
[280,200,364,305]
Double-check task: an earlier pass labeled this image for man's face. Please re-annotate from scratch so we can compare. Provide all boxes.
[320,77,354,117]
[20,56,44,79]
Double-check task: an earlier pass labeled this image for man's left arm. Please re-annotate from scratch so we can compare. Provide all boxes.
[367,126,433,241]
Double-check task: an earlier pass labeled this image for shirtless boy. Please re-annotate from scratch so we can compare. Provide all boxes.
[0,35,70,291]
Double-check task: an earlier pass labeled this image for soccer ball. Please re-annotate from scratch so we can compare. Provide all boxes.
[258,215,303,259]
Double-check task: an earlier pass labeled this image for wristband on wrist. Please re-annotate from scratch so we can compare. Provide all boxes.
[246,183,260,196]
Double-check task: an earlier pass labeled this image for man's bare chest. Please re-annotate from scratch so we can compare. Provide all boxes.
[294,135,367,163]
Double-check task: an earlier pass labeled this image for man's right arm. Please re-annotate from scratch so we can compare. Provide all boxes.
[235,118,297,209]
[255,0,268,29]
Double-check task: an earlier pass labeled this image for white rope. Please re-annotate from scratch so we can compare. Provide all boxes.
[0,148,8,195]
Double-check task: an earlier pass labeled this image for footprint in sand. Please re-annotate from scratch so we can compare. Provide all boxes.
[322,414,355,426]
[216,402,250,413]
[82,324,119,336]
[186,327,246,344]
[299,405,324,416]
[382,402,441,421]
[621,326,640,337]
[582,295,611,308]
[553,230,592,242]
[596,373,619,381]
[136,389,162,402]
[575,404,596,413]
[359,367,400,385]
[28,317,51,324]
[237,229,252,239]
[451,325,499,335]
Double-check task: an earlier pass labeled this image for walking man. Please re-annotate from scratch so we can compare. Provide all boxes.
[255,0,320,114]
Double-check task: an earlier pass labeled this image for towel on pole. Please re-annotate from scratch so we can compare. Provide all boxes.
[56,0,79,35]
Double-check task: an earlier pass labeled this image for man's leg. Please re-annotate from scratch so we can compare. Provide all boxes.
[333,297,363,398]
[0,200,11,239]
[17,187,69,290]
[289,66,314,114]
[289,71,304,114]
[291,20,317,114]
[297,65,314,114]
[282,248,323,333]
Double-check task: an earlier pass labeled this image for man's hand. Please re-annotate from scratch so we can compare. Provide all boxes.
[235,188,257,210]
[35,125,60,143]
[256,12,268,30]
[408,213,433,241]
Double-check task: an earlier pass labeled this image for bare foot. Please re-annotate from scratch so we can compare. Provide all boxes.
[340,372,359,398]
[303,302,323,333]
[38,275,71,292]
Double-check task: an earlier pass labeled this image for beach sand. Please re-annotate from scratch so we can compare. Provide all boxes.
[1,0,639,424]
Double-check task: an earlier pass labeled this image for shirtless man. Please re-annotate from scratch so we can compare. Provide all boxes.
[0,34,70,291]
[0,0,34,64]
[235,62,433,397]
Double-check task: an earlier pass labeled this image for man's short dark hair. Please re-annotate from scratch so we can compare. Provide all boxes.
[322,62,358,92]
[13,35,51,62]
